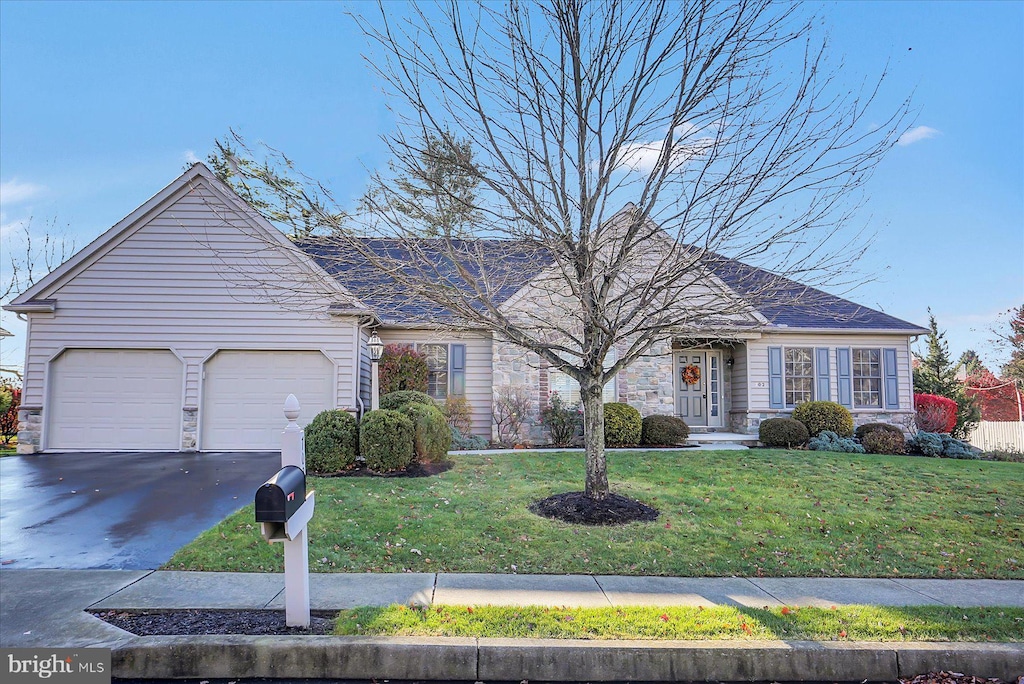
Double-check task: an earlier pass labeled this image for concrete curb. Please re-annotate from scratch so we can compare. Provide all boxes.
[112,636,1024,681]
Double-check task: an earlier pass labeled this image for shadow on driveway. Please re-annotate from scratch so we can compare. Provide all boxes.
[0,451,281,569]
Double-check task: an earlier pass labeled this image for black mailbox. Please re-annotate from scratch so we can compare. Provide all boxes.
[255,466,306,523]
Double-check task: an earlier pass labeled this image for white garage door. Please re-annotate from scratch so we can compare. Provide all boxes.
[202,350,335,451]
[48,349,183,450]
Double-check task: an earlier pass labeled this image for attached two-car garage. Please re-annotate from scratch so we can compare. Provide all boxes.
[46,348,336,451]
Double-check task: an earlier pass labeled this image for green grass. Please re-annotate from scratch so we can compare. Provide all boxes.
[165,450,1024,578]
[335,604,1024,642]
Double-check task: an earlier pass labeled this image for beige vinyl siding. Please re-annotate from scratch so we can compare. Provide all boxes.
[378,329,492,437]
[730,344,749,412]
[746,332,914,412]
[22,180,359,445]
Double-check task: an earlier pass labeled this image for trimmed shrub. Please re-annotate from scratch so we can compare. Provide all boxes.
[0,382,19,446]
[791,401,854,438]
[359,409,415,472]
[854,422,904,441]
[861,429,905,455]
[443,395,473,434]
[914,393,957,433]
[541,393,583,447]
[808,430,865,454]
[641,415,691,445]
[400,402,451,463]
[304,409,359,474]
[758,417,809,448]
[380,390,435,412]
[379,344,429,394]
[451,426,488,451]
[604,402,642,447]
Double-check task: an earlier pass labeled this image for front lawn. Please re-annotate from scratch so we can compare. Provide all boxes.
[166,450,1023,578]
[335,604,1024,641]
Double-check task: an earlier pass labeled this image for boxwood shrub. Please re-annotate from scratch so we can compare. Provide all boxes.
[304,409,359,474]
[400,402,451,463]
[604,402,642,447]
[791,401,854,438]
[359,409,415,472]
[641,415,690,445]
[758,417,809,448]
[380,390,436,412]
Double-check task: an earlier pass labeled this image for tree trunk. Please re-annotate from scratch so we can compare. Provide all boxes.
[581,377,609,500]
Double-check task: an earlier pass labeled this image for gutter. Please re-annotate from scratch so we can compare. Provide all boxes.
[3,299,57,314]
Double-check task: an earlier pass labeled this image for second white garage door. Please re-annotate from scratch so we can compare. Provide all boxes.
[201,350,335,451]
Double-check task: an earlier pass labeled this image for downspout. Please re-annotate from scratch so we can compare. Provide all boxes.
[353,322,365,420]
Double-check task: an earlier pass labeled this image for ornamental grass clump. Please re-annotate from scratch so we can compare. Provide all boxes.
[603,402,642,447]
[758,417,809,448]
[792,401,854,438]
[304,409,359,474]
[359,409,415,472]
[641,415,690,445]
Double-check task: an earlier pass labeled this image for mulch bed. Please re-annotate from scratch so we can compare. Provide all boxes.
[91,609,335,636]
[529,491,659,525]
[901,674,1017,684]
[318,460,453,478]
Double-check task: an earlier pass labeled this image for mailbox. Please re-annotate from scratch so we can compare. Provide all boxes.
[255,465,306,523]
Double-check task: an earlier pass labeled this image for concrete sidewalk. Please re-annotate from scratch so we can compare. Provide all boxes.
[3,569,1022,680]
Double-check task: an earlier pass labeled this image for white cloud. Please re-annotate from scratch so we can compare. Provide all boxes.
[615,136,717,173]
[183,150,201,165]
[0,179,45,208]
[897,125,940,147]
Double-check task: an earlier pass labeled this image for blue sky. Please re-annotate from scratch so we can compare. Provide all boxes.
[1,0,1022,373]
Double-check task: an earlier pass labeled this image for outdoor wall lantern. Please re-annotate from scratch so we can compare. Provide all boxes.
[369,330,384,410]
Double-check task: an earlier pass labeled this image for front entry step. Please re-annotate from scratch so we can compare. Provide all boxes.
[686,431,760,447]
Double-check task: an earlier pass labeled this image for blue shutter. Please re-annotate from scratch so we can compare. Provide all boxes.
[815,347,831,401]
[768,346,783,409]
[450,344,466,396]
[883,347,899,410]
[837,347,852,408]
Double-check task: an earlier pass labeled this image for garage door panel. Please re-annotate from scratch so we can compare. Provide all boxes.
[49,349,182,450]
[202,351,334,451]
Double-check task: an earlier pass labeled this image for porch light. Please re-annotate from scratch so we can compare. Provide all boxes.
[368,330,384,412]
[368,331,384,362]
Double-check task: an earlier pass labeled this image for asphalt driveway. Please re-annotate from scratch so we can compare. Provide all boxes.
[0,451,281,569]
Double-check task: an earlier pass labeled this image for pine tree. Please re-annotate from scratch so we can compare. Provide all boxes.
[913,310,980,438]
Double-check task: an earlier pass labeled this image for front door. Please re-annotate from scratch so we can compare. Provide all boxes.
[676,351,722,427]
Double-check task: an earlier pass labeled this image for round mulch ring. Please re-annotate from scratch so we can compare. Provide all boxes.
[529,491,659,525]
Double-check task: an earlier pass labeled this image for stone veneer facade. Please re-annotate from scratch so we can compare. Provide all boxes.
[731,409,916,435]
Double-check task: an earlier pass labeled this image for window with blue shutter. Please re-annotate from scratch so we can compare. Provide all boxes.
[837,347,852,408]
[451,344,466,396]
[768,346,783,409]
[815,348,831,402]
[883,347,899,410]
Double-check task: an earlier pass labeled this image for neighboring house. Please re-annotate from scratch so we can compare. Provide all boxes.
[4,164,928,453]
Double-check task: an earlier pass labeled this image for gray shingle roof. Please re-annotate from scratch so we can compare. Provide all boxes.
[298,239,925,333]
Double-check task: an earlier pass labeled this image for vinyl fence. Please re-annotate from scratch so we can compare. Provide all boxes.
[968,421,1024,451]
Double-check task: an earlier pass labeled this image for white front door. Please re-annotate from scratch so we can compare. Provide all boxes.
[676,351,723,427]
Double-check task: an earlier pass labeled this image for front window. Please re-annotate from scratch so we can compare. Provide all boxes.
[420,344,449,400]
[549,348,618,405]
[784,347,814,408]
[852,348,882,408]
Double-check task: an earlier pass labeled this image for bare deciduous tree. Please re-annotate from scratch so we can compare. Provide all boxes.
[217,0,909,507]
[1,218,75,379]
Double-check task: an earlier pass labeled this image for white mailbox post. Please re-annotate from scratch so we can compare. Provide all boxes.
[256,394,315,628]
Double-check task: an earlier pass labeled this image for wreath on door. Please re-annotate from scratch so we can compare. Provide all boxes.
[682,364,701,385]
